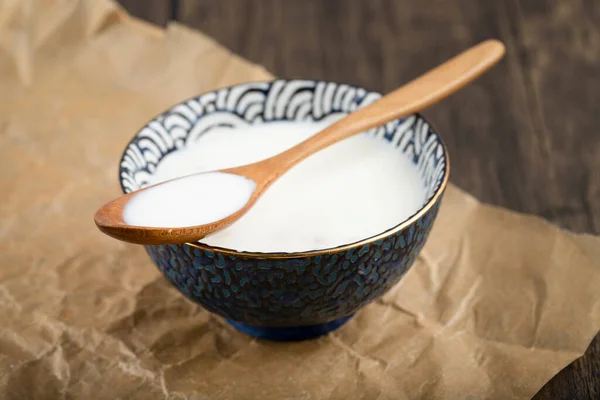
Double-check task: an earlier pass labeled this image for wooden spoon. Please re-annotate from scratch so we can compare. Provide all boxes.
[94,39,505,245]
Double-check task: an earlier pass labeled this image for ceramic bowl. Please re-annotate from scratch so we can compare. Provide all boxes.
[118,79,449,341]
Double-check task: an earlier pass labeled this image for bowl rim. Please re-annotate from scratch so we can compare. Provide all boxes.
[119,78,450,259]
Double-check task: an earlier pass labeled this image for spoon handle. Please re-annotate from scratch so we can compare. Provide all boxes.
[260,39,505,176]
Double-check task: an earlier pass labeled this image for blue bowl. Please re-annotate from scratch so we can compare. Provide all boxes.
[118,79,449,341]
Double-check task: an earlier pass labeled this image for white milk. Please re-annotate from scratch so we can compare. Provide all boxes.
[123,172,256,228]
[144,121,426,252]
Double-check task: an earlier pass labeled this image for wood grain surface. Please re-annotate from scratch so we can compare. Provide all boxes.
[118,1,600,398]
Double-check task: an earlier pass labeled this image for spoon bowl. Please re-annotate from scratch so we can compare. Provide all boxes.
[98,40,505,340]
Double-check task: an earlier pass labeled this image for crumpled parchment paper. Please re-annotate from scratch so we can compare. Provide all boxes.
[1,1,599,399]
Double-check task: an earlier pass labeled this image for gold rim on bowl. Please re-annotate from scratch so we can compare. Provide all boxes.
[120,79,450,258]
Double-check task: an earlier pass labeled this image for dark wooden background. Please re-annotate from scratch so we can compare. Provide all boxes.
[117,1,600,398]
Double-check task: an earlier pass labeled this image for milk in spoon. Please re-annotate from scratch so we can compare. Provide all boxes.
[123,172,256,228]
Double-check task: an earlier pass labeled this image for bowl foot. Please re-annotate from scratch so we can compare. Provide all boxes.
[226,315,354,341]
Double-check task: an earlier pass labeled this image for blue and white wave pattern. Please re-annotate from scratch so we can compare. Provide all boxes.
[119,79,447,204]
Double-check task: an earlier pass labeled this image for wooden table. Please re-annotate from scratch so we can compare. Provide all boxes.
[118,1,600,398]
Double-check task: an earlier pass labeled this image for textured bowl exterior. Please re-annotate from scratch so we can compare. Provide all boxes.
[118,79,449,333]
[145,199,441,326]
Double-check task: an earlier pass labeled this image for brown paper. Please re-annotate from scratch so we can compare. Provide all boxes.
[1,1,599,399]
